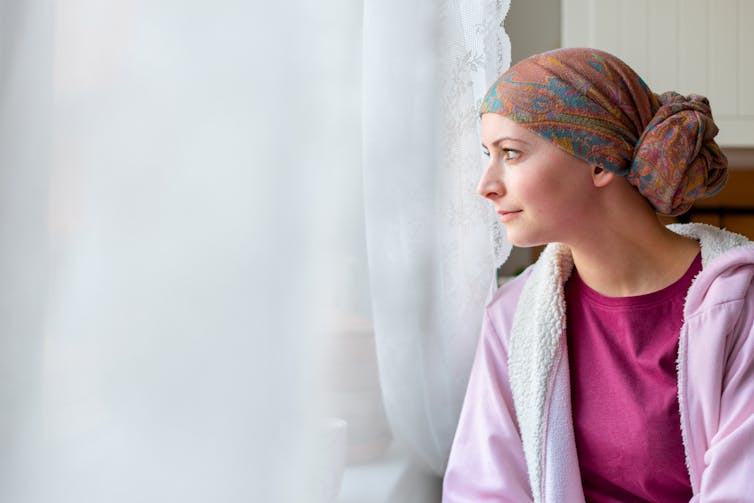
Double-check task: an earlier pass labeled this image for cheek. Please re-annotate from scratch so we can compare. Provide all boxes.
[517,174,568,212]
[517,172,591,229]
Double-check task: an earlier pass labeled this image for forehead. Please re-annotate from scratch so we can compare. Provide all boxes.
[480,113,594,169]
[480,113,543,146]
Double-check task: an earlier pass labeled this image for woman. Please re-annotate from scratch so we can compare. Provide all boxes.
[443,48,754,502]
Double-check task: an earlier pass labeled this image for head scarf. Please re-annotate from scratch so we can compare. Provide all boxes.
[480,47,728,216]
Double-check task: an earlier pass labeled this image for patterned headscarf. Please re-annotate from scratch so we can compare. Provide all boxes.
[480,47,728,216]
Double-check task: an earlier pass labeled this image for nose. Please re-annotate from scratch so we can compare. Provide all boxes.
[476,161,505,200]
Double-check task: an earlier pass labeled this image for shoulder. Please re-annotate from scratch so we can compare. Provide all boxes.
[685,242,754,343]
[687,234,754,313]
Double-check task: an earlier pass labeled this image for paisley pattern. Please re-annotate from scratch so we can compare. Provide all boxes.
[480,47,728,216]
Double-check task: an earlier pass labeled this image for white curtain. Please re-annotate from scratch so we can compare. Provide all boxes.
[1,1,361,501]
[1,0,510,501]
[363,0,511,477]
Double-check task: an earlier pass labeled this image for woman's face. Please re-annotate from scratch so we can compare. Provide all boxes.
[478,113,597,247]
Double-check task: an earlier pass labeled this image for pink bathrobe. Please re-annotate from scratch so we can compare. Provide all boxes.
[443,223,754,502]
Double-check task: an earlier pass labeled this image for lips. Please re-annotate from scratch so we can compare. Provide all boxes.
[497,209,522,223]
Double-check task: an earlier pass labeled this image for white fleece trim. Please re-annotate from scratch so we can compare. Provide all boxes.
[676,320,696,493]
[507,223,753,503]
[667,222,752,267]
[508,243,573,503]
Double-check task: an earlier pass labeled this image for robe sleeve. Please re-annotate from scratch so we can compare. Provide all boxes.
[442,309,533,502]
[691,280,754,502]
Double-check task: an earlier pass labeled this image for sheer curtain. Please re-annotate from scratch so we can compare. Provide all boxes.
[2,1,360,501]
[363,0,511,477]
[0,1,510,501]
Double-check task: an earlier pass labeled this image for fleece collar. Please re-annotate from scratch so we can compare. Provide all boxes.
[506,223,753,503]
[667,223,752,267]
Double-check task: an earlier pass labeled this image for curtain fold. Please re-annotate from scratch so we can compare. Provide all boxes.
[1,0,511,500]
[0,0,54,495]
[1,1,361,501]
[363,0,511,477]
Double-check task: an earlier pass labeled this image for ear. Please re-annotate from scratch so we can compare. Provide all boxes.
[591,165,616,188]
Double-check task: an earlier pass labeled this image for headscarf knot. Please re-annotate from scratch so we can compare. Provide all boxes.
[629,91,728,215]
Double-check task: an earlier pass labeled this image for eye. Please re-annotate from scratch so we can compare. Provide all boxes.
[482,148,490,158]
[502,149,521,161]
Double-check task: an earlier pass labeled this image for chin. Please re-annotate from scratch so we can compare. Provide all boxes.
[511,240,547,248]
[504,228,549,248]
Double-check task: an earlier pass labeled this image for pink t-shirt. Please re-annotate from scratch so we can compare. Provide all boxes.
[565,253,701,502]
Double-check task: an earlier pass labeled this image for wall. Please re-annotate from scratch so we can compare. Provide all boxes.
[505,0,561,64]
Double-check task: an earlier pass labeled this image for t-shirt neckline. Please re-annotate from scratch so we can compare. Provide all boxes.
[569,252,702,309]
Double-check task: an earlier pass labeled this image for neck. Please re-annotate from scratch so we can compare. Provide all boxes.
[566,191,700,297]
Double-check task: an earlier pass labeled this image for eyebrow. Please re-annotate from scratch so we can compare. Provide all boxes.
[481,136,530,149]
